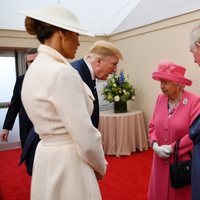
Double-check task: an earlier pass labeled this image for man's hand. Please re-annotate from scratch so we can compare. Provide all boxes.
[0,129,9,142]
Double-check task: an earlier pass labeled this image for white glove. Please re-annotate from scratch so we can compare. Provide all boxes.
[161,145,173,154]
[153,142,172,158]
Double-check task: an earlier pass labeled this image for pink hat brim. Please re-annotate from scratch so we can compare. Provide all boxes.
[152,72,192,86]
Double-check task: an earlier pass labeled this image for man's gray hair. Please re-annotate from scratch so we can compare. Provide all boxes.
[25,48,38,55]
[190,22,200,50]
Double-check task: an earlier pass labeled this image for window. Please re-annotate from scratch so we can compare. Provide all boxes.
[0,51,16,102]
[0,51,20,149]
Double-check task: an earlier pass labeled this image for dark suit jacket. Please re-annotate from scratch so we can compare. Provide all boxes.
[71,59,99,128]
[3,75,33,147]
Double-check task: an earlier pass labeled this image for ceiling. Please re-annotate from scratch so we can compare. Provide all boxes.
[1,0,200,36]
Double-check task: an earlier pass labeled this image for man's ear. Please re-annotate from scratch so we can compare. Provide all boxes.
[196,42,200,48]
[95,56,101,65]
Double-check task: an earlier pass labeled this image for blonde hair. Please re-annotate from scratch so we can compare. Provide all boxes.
[85,40,123,60]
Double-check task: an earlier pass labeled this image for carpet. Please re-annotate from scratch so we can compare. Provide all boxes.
[0,148,153,200]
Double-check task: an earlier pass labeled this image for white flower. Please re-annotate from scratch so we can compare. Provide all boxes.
[132,96,135,101]
[102,70,136,103]
[114,95,120,102]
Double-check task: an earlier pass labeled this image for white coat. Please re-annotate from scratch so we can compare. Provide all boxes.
[22,44,107,200]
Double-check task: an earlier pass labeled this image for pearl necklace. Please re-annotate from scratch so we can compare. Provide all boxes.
[168,93,182,115]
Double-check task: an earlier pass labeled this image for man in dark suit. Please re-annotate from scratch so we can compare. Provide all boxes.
[0,48,38,176]
[71,40,123,128]
[1,75,32,147]
[0,48,38,147]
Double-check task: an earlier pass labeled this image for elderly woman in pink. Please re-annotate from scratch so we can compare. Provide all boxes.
[147,60,200,200]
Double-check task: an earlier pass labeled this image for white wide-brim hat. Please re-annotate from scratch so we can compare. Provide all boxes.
[17,5,94,37]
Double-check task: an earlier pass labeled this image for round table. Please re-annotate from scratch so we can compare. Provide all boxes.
[99,109,148,156]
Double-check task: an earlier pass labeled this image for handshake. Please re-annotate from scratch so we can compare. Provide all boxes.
[153,142,173,158]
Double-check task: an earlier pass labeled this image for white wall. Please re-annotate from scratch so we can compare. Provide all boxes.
[96,80,114,111]
[109,10,200,128]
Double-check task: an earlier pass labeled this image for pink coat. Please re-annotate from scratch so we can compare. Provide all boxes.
[148,90,200,200]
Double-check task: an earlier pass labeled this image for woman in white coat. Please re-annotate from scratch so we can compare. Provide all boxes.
[19,5,107,200]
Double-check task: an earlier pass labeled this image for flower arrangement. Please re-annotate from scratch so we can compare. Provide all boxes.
[102,70,135,103]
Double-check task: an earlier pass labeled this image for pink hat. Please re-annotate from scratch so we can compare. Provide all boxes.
[152,60,192,86]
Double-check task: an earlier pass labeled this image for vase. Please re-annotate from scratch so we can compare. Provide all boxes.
[114,101,127,113]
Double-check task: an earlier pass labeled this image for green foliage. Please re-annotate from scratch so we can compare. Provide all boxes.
[102,70,136,103]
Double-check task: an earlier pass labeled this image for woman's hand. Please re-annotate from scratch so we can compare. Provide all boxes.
[94,171,104,180]
[162,144,173,154]
[153,142,172,158]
